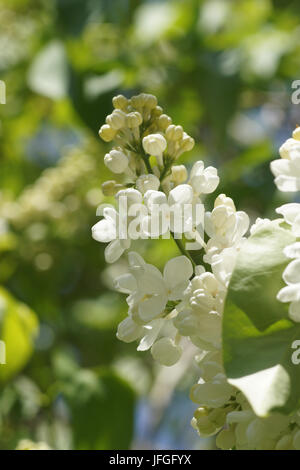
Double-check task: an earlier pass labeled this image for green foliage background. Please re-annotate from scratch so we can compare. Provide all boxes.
[0,0,299,450]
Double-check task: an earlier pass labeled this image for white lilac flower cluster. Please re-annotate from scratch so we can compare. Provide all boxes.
[272,128,300,323]
[92,93,220,262]
[92,95,300,449]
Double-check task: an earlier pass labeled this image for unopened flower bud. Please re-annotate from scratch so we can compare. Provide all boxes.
[152,106,163,117]
[126,111,143,128]
[144,94,158,109]
[171,165,188,185]
[101,180,118,196]
[192,407,217,437]
[142,133,167,157]
[292,127,300,141]
[157,114,172,130]
[130,94,146,109]
[106,109,126,130]
[181,133,195,152]
[112,94,128,110]
[214,194,235,211]
[104,149,128,173]
[99,124,116,142]
[136,174,160,194]
[166,124,184,141]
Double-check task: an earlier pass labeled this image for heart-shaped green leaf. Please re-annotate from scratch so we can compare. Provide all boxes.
[223,221,300,416]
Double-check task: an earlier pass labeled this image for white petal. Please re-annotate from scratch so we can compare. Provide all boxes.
[275,175,300,192]
[117,316,144,343]
[163,256,193,293]
[270,159,291,177]
[102,206,118,222]
[92,218,116,243]
[234,211,250,239]
[284,242,300,259]
[144,190,167,212]
[137,319,164,351]
[190,382,233,408]
[128,251,146,267]
[277,284,300,303]
[151,337,182,366]
[289,301,300,322]
[116,188,143,206]
[190,166,219,194]
[114,273,137,293]
[293,214,300,237]
[276,203,300,224]
[138,294,168,323]
[283,259,300,284]
[104,239,125,263]
[190,161,204,179]
[134,265,164,295]
[168,184,194,206]
[196,312,222,345]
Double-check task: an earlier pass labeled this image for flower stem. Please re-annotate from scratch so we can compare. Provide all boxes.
[171,232,196,269]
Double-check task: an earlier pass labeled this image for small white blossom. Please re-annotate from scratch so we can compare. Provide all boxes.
[171,165,188,185]
[151,337,182,366]
[277,253,300,322]
[270,131,300,192]
[276,203,300,237]
[98,124,116,142]
[189,161,220,195]
[142,133,167,158]
[106,109,127,130]
[136,174,160,194]
[104,149,129,173]
[115,253,193,324]
[204,194,249,263]
[142,184,199,236]
[92,189,143,263]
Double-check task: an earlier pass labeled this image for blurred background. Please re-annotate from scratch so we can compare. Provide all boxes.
[0,0,299,450]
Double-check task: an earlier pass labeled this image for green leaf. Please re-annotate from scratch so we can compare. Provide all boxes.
[63,368,136,450]
[0,287,39,383]
[223,221,300,416]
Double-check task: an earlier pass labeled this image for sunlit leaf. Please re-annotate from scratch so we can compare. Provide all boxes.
[223,221,300,416]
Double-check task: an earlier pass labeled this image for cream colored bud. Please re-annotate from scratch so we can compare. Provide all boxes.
[144,94,158,109]
[171,165,188,185]
[292,127,300,141]
[126,111,143,128]
[181,133,195,152]
[104,149,128,173]
[99,124,116,142]
[106,109,126,130]
[192,407,217,436]
[112,94,128,110]
[130,94,145,108]
[136,174,160,194]
[166,124,184,141]
[152,106,163,117]
[157,114,172,130]
[101,180,118,196]
[214,194,236,211]
[142,133,167,157]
